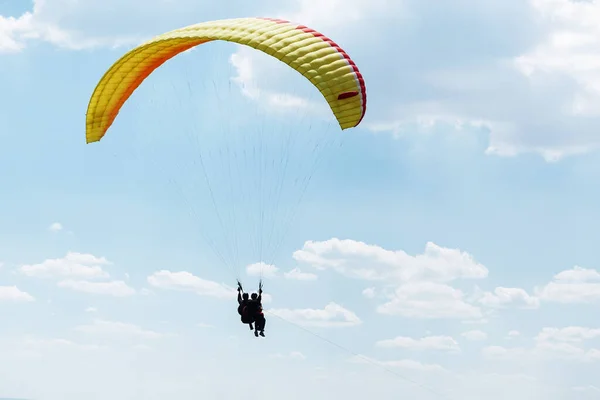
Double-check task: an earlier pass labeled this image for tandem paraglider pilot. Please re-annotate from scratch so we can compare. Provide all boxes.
[237,281,266,337]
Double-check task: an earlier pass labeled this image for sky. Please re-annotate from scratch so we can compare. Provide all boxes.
[1,0,600,399]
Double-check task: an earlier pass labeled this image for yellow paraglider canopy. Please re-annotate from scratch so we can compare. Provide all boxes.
[85,17,367,143]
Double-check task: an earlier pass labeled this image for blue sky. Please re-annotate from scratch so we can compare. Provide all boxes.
[1,0,600,399]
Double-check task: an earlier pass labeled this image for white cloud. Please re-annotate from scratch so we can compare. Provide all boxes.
[367,115,492,143]
[483,326,600,363]
[534,341,591,361]
[75,319,163,339]
[379,358,446,372]
[133,344,153,352]
[514,0,600,117]
[0,286,35,302]
[278,0,391,32]
[363,0,600,161]
[348,354,445,372]
[270,351,306,360]
[377,282,482,319]
[293,239,488,283]
[554,266,600,282]
[57,280,135,297]
[478,287,540,309]
[48,222,62,232]
[503,0,600,159]
[462,318,489,325]
[484,343,600,363]
[289,350,306,360]
[362,287,376,299]
[147,270,233,299]
[0,0,159,53]
[260,293,273,304]
[461,330,488,341]
[573,385,600,393]
[536,266,600,304]
[20,336,103,352]
[0,14,29,52]
[20,252,110,280]
[284,268,317,281]
[246,262,278,278]
[0,12,117,53]
[507,330,520,338]
[85,307,97,313]
[536,327,600,343]
[269,302,361,328]
[5,0,384,55]
[482,345,525,360]
[376,335,460,352]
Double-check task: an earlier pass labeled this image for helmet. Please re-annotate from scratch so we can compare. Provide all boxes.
[242,293,249,300]
[251,293,258,299]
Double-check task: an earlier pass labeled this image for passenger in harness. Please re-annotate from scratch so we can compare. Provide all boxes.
[237,283,254,330]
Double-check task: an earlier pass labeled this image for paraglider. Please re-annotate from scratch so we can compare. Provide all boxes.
[85,17,367,336]
[85,17,366,143]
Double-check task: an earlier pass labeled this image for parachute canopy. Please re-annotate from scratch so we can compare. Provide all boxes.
[85,17,367,143]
